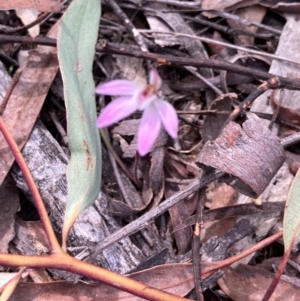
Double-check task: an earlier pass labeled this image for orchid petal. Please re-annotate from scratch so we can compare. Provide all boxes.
[137,104,161,156]
[149,69,162,91]
[96,96,138,128]
[95,80,139,96]
[155,99,178,139]
[137,94,158,111]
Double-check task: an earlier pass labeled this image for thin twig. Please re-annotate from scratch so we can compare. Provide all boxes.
[0,50,18,66]
[106,131,135,207]
[138,29,299,67]
[184,15,276,40]
[184,66,223,96]
[280,132,300,147]
[0,70,22,115]
[96,42,300,91]
[227,77,280,123]
[0,35,299,90]
[207,10,282,36]
[176,109,229,115]
[99,128,141,188]
[261,247,292,301]
[0,34,56,46]
[0,117,62,254]
[91,170,224,257]
[144,0,201,8]
[193,189,205,301]
[170,74,254,91]
[49,112,68,146]
[202,231,283,278]
[268,90,280,131]
[104,0,148,52]
[162,9,281,35]
[3,13,51,34]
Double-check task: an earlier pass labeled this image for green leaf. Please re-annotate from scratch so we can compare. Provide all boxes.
[57,0,102,248]
[283,169,300,252]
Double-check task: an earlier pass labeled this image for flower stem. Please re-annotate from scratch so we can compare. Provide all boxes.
[99,128,141,188]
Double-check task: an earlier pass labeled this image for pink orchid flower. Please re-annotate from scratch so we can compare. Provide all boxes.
[95,69,178,156]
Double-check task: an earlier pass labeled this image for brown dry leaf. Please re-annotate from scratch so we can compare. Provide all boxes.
[251,15,300,130]
[163,147,202,245]
[202,183,238,242]
[0,0,63,12]
[10,264,195,301]
[105,149,164,216]
[202,0,260,17]
[270,90,300,129]
[210,31,231,58]
[145,147,165,210]
[286,151,300,175]
[146,15,180,47]
[130,148,164,212]
[173,201,285,233]
[228,162,292,267]
[226,5,267,46]
[15,8,40,37]
[165,151,202,179]
[0,21,59,186]
[201,93,233,142]
[206,183,238,210]
[261,0,300,13]
[12,219,52,283]
[163,149,202,251]
[218,264,300,301]
[114,54,146,88]
[165,182,192,254]
[220,53,271,94]
[0,176,19,253]
[149,147,165,195]
[178,104,202,151]
[105,173,145,216]
[112,120,168,158]
[13,219,50,256]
